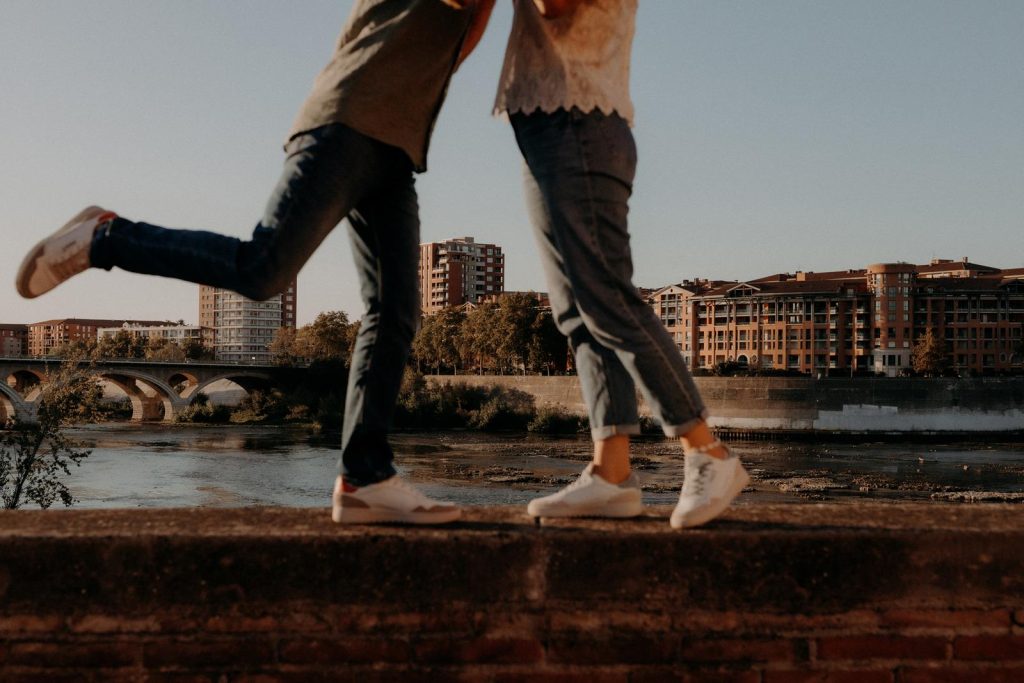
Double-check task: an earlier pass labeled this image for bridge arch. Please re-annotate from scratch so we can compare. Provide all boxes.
[5,369,44,398]
[189,371,274,402]
[0,382,32,423]
[97,370,184,422]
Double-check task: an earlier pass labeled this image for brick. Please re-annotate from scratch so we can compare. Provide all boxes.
[763,671,893,683]
[143,639,274,668]
[69,614,161,634]
[880,609,1012,631]
[548,634,679,665]
[954,635,1024,660]
[414,637,544,665]
[899,668,1024,683]
[678,638,802,664]
[278,637,409,664]
[8,641,140,668]
[630,672,761,683]
[816,636,948,661]
[204,613,329,634]
[550,610,673,633]
[0,614,64,633]
[494,673,627,683]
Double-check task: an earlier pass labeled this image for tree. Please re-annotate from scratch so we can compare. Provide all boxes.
[270,326,300,366]
[460,303,501,373]
[298,311,357,362]
[493,293,539,374]
[527,310,568,374]
[414,307,466,374]
[1,361,103,509]
[94,330,146,359]
[146,337,186,362]
[911,330,948,377]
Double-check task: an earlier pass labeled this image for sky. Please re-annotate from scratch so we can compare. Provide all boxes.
[1,0,1022,326]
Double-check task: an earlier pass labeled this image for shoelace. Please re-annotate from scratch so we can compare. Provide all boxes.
[683,461,714,497]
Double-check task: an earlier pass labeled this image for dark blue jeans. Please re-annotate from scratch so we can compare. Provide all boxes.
[512,108,707,439]
[91,124,417,485]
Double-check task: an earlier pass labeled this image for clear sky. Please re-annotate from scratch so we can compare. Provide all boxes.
[2,1,1022,326]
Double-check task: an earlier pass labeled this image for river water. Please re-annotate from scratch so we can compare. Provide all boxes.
[52,424,1024,510]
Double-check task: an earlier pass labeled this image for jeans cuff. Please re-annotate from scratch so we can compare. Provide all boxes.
[660,410,709,438]
[591,422,642,441]
[89,216,123,271]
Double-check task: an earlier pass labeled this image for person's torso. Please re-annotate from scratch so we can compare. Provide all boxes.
[494,0,636,124]
[289,0,473,171]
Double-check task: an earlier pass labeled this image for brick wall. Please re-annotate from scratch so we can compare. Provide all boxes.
[2,505,1023,681]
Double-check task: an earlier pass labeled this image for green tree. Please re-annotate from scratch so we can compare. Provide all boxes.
[94,330,147,359]
[414,307,466,374]
[460,303,501,374]
[292,309,360,362]
[527,310,567,374]
[51,338,97,359]
[911,330,948,377]
[146,337,186,362]
[493,293,539,374]
[1,361,102,509]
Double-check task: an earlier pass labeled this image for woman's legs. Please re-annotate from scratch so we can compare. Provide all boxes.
[513,108,707,440]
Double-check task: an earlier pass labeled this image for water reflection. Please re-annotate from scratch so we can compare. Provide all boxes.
[58,424,1024,509]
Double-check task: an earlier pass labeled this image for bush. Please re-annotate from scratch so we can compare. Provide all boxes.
[527,406,586,434]
[176,401,232,424]
[469,388,535,431]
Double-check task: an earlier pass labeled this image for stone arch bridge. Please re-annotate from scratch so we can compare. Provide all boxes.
[0,358,301,424]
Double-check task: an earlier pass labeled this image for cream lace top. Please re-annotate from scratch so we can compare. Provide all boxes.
[494,0,636,124]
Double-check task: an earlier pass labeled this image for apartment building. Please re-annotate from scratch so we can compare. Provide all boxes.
[648,258,1024,377]
[0,324,28,357]
[197,281,297,363]
[419,237,504,314]
[96,322,207,346]
[27,319,172,357]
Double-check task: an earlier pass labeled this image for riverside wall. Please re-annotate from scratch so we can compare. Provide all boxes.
[425,375,1024,434]
[2,505,1024,681]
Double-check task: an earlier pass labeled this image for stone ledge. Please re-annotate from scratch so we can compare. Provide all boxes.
[2,504,1023,680]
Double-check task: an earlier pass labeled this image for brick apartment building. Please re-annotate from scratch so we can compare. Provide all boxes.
[96,322,208,347]
[0,324,28,357]
[648,258,1024,377]
[198,281,297,362]
[419,237,504,314]
[26,319,174,357]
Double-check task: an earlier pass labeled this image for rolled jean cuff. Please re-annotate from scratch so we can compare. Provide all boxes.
[591,422,643,441]
[660,410,710,438]
[339,463,398,488]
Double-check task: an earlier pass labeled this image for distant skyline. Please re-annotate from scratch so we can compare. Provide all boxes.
[2,1,1022,326]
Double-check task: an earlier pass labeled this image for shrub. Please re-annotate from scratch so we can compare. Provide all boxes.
[527,405,586,434]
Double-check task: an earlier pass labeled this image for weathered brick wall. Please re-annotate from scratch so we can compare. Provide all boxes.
[2,505,1023,681]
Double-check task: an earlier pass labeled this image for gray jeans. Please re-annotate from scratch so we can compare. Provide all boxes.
[511,108,707,440]
[91,124,416,485]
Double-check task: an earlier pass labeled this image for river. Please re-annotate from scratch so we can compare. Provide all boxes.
[48,424,1024,510]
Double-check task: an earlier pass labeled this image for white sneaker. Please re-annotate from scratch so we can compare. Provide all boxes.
[331,475,462,525]
[527,464,644,518]
[670,443,749,529]
[16,206,117,299]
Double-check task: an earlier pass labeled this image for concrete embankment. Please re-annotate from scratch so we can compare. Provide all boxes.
[427,375,1024,434]
[2,505,1024,680]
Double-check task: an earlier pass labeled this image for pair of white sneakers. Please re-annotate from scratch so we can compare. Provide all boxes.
[526,444,750,529]
[334,443,748,529]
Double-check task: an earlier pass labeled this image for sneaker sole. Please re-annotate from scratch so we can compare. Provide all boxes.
[670,465,750,529]
[331,505,462,525]
[527,497,644,519]
[16,206,107,298]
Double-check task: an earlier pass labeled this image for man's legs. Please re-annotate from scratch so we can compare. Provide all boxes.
[89,124,382,301]
[339,167,421,486]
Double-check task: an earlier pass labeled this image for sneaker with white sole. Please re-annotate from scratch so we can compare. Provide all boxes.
[670,441,749,529]
[16,206,117,299]
[527,464,644,518]
[331,475,462,525]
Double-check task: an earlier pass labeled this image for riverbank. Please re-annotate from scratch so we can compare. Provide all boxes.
[426,375,1024,434]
